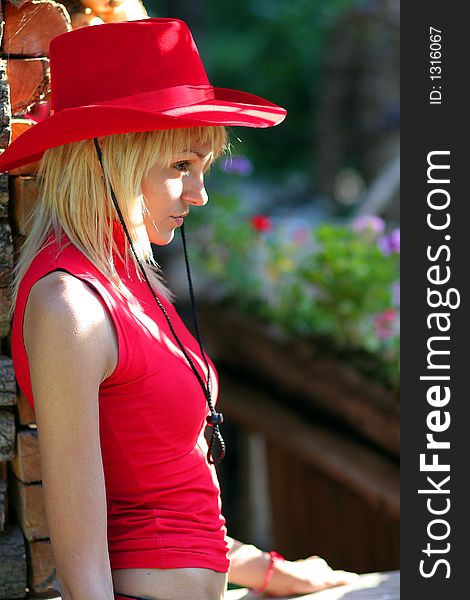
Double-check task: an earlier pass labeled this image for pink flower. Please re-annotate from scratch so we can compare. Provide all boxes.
[251,215,273,233]
[378,229,400,255]
[293,226,310,244]
[373,308,397,340]
[351,214,385,236]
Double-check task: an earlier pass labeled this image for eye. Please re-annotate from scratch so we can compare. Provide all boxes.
[173,161,191,175]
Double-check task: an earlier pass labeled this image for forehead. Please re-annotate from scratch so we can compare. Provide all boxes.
[166,126,227,160]
[183,140,214,157]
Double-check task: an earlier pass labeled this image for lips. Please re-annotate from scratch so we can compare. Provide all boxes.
[171,210,188,226]
[171,216,184,226]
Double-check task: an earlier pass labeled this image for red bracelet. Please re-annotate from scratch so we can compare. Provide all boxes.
[251,550,285,595]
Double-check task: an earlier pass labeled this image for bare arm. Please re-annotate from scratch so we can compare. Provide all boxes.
[226,536,358,596]
[226,536,270,590]
[24,272,118,600]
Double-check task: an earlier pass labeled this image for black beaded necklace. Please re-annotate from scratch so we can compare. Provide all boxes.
[93,138,225,465]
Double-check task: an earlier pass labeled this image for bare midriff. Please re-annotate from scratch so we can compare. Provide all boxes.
[112,567,228,600]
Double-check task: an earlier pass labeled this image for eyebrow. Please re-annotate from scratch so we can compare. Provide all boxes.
[185,149,214,173]
[187,148,213,161]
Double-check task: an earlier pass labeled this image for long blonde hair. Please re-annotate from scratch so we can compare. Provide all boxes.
[8,126,229,319]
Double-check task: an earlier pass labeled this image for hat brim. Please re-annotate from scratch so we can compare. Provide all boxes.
[0,87,287,173]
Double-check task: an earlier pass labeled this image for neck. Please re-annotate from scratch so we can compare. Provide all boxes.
[110,218,151,255]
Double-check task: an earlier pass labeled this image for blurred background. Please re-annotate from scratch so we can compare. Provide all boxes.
[146,0,401,581]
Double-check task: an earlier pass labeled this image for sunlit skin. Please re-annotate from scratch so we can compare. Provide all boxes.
[112,140,361,597]
[136,141,214,246]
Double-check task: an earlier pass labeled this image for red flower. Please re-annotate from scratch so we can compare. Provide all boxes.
[251,214,272,233]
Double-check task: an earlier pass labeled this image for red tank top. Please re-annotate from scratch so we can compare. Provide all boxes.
[11,220,230,572]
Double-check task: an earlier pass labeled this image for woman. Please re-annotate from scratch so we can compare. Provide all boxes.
[1,18,358,600]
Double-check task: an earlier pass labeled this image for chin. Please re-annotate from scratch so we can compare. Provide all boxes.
[150,231,175,246]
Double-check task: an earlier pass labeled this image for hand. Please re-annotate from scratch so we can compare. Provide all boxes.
[264,554,359,597]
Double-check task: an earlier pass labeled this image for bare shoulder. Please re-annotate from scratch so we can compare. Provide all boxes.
[24,270,118,385]
[25,269,106,326]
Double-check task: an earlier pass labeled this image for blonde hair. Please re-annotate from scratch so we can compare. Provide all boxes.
[8,126,229,320]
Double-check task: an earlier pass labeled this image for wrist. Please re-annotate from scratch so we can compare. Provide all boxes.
[251,551,286,595]
[228,542,270,589]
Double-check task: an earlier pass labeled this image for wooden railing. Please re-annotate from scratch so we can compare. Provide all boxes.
[194,302,399,573]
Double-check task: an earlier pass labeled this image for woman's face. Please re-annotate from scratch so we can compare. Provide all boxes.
[140,141,214,246]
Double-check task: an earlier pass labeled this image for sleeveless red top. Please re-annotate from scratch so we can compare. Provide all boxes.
[11,221,230,572]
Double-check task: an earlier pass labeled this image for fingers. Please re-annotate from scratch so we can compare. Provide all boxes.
[303,558,360,591]
[303,555,329,565]
[326,569,360,586]
[270,555,360,596]
[303,556,331,571]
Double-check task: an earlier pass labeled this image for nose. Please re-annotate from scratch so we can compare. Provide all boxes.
[182,173,208,207]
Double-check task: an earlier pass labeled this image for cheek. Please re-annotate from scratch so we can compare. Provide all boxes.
[143,176,181,204]
[159,179,183,210]
[165,177,182,195]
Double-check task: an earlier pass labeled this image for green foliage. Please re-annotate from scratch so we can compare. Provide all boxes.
[299,224,397,345]
[151,0,365,176]
[188,193,400,391]
[205,0,362,175]
[189,195,266,311]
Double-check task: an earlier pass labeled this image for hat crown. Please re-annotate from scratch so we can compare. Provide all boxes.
[0,17,286,174]
[50,18,211,112]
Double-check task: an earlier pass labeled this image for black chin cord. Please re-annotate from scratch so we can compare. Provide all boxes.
[93,138,225,464]
[178,223,226,463]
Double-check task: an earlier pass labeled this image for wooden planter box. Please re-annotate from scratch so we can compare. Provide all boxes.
[197,302,399,457]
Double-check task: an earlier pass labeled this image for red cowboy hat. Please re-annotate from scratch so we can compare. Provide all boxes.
[0,17,287,173]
